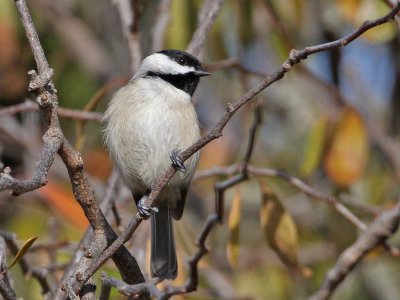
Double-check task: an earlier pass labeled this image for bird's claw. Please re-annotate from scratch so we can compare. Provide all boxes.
[137,196,158,219]
[170,150,186,172]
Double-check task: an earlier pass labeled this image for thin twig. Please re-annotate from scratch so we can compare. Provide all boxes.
[0,100,103,121]
[309,201,400,300]
[100,273,160,299]
[0,230,52,297]
[112,0,142,72]
[0,236,17,300]
[145,1,400,217]
[194,163,400,257]
[186,0,224,56]
[67,4,400,296]
[259,0,400,178]
[151,0,171,52]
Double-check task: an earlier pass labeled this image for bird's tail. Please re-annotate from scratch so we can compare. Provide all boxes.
[151,206,177,280]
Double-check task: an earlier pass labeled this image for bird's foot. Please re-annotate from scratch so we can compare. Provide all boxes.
[137,196,158,219]
[170,150,186,172]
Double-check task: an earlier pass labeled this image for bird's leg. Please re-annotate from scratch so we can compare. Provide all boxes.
[170,150,186,172]
[137,196,159,219]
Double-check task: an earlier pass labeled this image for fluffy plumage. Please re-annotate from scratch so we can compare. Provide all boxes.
[103,50,208,279]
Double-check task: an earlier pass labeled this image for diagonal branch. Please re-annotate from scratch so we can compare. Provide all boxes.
[144,0,400,218]
[186,0,224,56]
[0,230,51,297]
[10,1,146,298]
[64,3,400,296]
[309,200,400,300]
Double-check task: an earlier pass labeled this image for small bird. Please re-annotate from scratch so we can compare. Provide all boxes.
[103,50,210,280]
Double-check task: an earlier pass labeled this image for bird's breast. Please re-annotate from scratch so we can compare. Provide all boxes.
[104,78,201,190]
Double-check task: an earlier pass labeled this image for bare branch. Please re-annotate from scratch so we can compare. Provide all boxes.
[186,0,224,56]
[142,1,400,221]
[0,237,16,300]
[259,0,400,179]
[0,100,103,121]
[63,4,400,296]
[11,1,145,298]
[194,163,400,257]
[0,127,61,195]
[309,201,400,300]
[31,0,113,78]
[100,273,160,299]
[112,0,142,72]
[0,230,52,297]
[67,216,143,295]
[151,0,172,52]
[161,214,218,299]
[57,164,146,299]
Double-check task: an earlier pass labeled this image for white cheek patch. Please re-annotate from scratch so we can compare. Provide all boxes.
[137,53,195,77]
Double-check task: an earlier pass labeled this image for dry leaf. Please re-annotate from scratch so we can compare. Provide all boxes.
[259,181,311,277]
[324,106,369,186]
[0,236,37,276]
[227,187,241,268]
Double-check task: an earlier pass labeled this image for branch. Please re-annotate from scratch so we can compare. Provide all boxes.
[0,230,51,297]
[58,167,146,299]
[195,164,400,256]
[112,0,142,72]
[63,3,400,296]
[309,201,400,300]
[151,0,172,52]
[186,0,224,56]
[100,273,161,300]
[0,100,103,121]
[141,1,400,220]
[10,1,145,297]
[0,237,16,300]
[259,0,400,179]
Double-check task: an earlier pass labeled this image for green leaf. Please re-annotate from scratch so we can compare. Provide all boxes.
[300,115,328,177]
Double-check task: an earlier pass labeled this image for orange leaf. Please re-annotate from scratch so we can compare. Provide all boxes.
[324,107,369,186]
[37,181,89,230]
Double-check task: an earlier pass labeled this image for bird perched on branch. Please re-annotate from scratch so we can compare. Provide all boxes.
[103,50,210,280]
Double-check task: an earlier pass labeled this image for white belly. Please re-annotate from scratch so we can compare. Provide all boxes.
[104,77,200,191]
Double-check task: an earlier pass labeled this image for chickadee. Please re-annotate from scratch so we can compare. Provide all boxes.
[103,50,210,280]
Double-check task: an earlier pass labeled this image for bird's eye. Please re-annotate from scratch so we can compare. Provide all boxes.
[178,58,185,64]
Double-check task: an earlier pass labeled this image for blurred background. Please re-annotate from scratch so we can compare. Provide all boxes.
[1,0,400,299]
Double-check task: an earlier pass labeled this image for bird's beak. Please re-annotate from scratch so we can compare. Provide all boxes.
[194,69,211,77]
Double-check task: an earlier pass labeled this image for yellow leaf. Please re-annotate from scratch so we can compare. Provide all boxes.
[0,236,37,275]
[300,115,328,177]
[259,181,310,276]
[337,0,362,21]
[324,106,369,186]
[227,187,241,268]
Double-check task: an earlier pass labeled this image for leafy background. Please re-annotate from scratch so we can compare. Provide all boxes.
[1,0,400,299]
